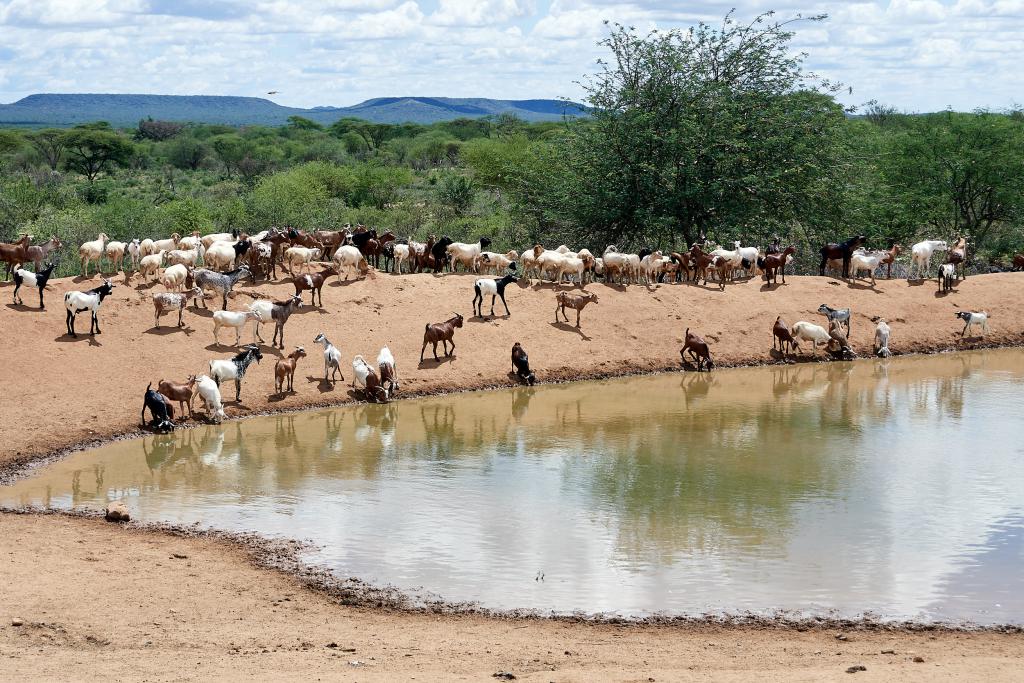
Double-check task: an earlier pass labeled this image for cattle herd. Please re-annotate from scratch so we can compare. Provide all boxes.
[0,225,1004,432]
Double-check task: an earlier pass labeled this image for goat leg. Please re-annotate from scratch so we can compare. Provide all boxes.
[500,293,510,316]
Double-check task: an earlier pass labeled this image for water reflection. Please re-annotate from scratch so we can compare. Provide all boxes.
[3,349,1024,623]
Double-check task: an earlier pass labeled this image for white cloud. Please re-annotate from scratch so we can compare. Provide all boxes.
[0,1,1021,112]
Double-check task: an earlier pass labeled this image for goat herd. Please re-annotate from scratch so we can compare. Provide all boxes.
[0,226,1003,433]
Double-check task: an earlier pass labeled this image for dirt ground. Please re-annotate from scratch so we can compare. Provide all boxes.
[2,268,1023,680]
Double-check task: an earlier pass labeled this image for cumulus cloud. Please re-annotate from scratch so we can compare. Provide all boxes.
[0,1,1020,112]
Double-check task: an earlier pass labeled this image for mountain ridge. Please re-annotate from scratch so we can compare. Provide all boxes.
[0,93,587,127]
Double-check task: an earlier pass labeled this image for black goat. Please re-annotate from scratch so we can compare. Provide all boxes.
[142,382,176,432]
[431,236,454,272]
[511,342,536,385]
[472,273,518,317]
[819,235,866,278]
[13,261,57,309]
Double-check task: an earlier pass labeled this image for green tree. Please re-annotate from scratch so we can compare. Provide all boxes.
[137,118,185,141]
[26,129,68,170]
[558,12,846,248]
[62,128,135,182]
[166,136,207,171]
[436,173,476,216]
[286,115,324,131]
[209,134,247,178]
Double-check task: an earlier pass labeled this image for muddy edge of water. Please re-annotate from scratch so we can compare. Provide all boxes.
[4,343,1024,632]
[2,337,1021,486]
[4,506,1022,634]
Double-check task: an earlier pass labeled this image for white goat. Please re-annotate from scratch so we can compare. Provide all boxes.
[249,299,275,344]
[377,345,398,397]
[733,241,760,277]
[161,263,190,291]
[790,321,833,355]
[195,374,226,423]
[640,250,666,285]
[874,320,892,357]
[284,246,322,274]
[956,311,988,336]
[446,238,492,272]
[78,233,109,277]
[352,355,373,391]
[475,250,517,275]
[138,251,166,282]
[166,246,202,268]
[850,250,888,285]
[201,232,234,249]
[126,238,142,271]
[204,241,239,272]
[333,245,369,280]
[392,243,411,273]
[314,333,343,382]
[105,240,127,272]
[910,240,948,279]
[212,309,262,346]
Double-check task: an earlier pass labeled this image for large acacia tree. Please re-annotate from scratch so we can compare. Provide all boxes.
[560,12,848,249]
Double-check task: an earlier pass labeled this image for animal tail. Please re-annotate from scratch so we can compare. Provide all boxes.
[147,382,152,391]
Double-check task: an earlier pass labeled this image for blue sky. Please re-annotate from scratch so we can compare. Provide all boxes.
[0,0,1020,112]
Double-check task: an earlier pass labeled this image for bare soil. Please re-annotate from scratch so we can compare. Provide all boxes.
[2,269,1023,679]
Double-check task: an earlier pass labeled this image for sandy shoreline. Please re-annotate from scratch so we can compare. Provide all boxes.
[3,270,1024,678]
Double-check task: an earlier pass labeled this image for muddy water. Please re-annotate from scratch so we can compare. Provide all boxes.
[3,349,1024,623]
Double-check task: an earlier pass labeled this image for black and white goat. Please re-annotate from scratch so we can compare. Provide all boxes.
[956,311,988,337]
[193,266,254,310]
[64,279,115,337]
[511,342,536,385]
[818,303,851,335]
[472,273,518,318]
[142,382,176,432]
[13,261,57,309]
[208,344,263,401]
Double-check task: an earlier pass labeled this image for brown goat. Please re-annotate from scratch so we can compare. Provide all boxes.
[157,376,197,419]
[772,316,800,354]
[412,234,438,274]
[828,319,854,357]
[1,233,32,280]
[880,244,902,279]
[761,246,796,285]
[680,328,714,372]
[946,236,968,279]
[554,291,599,328]
[420,313,464,362]
[291,266,335,307]
[687,244,715,284]
[1013,254,1024,271]
[26,236,63,271]
[275,346,306,393]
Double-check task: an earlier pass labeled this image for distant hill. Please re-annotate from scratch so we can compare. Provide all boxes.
[0,94,587,127]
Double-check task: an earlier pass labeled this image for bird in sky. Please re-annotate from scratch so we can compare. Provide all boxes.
[267,91,280,95]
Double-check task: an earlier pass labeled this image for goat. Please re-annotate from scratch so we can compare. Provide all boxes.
[291,266,334,307]
[208,344,263,402]
[772,316,800,354]
[790,321,832,355]
[1012,254,1024,271]
[1,234,32,279]
[26,236,63,272]
[79,233,109,277]
[554,290,599,328]
[849,249,889,285]
[158,376,197,419]
[212,309,263,346]
[160,263,190,291]
[874,320,892,357]
[680,328,714,372]
[473,273,518,318]
[352,355,389,402]
[429,236,455,272]
[194,374,226,423]
[138,251,166,282]
[511,342,536,385]
[166,246,202,268]
[946,236,968,280]
[640,250,666,284]
[880,244,901,279]
[126,238,142,271]
[391,243,412,274]
[475,250,518,275]
[267,295,303,349]
[193,266,253,310]
[447,236,492,272]
[275,346,306,393]
[105,240,127,272]
[819,235,866,278]
[938,263,956,293]
[332,245,370,280]
[687,244,716,284]
[313,333,344,382]
[152,288,202,328]
[420,313,464,362]
[377,346,399,398]
[205,238,250,272]
[759,246,796,285]
[142,233,180,257]
[910,239,947,279]
[64,279,115,337]
[956,311,988,337]
[818,304,851,335]
[12,262,56,309]
[828,319,855,359]
[283,246,322,275]
[733,241,760,277]
[142,382,176,432]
